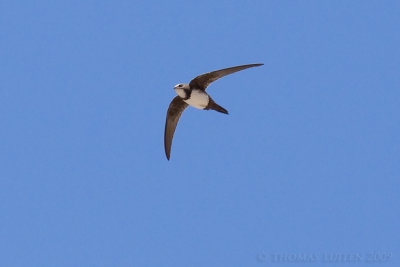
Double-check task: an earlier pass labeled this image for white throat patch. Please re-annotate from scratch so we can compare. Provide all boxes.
[174,88,186,98]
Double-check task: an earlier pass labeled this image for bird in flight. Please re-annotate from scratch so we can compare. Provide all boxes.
[164,63,263,160]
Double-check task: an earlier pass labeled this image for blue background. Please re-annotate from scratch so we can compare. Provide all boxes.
[1,0,399,266]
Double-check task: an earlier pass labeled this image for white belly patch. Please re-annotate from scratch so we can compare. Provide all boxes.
[184,90,209,109]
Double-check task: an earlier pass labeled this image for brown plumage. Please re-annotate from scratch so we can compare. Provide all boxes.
[189,64,263,90]
[164,63,263,160]
[164,96,188,160]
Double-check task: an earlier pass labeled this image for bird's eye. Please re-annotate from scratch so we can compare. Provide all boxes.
[179,84,182,87]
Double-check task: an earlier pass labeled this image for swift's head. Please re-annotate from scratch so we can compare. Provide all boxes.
[174,83,189,98]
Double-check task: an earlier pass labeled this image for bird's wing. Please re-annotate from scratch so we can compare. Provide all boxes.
[189,63,263,91]
[164,96,188,160]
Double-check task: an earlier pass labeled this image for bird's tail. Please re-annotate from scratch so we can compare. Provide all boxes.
[206,98,229,114]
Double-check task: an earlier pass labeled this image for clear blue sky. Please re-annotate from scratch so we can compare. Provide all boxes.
[1,1,399,266]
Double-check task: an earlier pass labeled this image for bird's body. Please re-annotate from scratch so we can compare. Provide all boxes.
[174,86,210,109]
[174,83,228,113]
[183,89,209,109]
[164,63,263,160]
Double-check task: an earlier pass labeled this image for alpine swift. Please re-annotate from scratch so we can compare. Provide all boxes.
[164,63,264,160]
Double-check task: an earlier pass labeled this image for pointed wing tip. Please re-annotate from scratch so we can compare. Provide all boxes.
[164,139,170,160]
[164,145,171,160]
[164,150,171,160]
